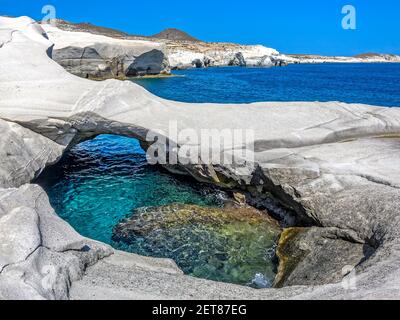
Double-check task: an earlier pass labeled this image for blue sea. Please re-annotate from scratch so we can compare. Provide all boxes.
[39,64,400,287]
[134,63,400,107]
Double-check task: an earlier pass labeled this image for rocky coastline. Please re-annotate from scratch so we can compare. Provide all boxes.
[38,19,400,80]
[1,16,400,300]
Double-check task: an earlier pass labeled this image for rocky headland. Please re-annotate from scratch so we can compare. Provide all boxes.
[41,22,170,79]
[285,53,400,64]
[1,16,400,300]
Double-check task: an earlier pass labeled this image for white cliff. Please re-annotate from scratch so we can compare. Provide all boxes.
[1,16,400,300]
[284,53,400,64]
[166,42,284,69]
[41,23,170,79]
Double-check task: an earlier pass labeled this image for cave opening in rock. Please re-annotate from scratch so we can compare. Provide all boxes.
[36,134,281,288]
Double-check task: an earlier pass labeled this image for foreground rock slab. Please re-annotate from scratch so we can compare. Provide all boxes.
[1,16,400,300]
[43,23,170,79]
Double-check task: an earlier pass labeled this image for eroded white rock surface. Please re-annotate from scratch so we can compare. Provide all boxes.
[1,16,400,300]
[0,119,64,188]
[42,23,170,78]
[166,43,284,69]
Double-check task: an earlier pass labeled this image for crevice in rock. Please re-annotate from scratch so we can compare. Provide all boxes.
[0,244,41,274]
[356,174,400,189]
[0,30,17,49]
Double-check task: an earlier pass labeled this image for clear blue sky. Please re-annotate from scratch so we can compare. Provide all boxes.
[1,0,399,55]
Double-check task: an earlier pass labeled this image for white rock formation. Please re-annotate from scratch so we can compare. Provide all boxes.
[41,23,170,78]
[41,20,287,71]
[283,53,400,64]
[1,16,400,300]
[38,20,400,77]
[167,43,284,69]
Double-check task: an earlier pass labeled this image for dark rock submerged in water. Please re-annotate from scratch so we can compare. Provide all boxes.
[274,227,376,288]
[112,204,281,288]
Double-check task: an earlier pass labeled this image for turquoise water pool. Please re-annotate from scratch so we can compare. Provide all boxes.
[38,135,226,244]
[39,134,279,287]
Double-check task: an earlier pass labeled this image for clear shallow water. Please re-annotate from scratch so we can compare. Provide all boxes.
[113,204,280,287]
[38,135,226,244]
[132,64,400,107]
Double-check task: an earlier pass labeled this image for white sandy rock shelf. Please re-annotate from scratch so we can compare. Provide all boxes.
[1,16,400,300]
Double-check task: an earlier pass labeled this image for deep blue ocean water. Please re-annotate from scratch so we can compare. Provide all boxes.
[133,64,400,107]
[40,64,400,286]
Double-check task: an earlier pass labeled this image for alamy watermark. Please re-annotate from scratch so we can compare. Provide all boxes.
[41,4,57,26]
[342,5,357,30]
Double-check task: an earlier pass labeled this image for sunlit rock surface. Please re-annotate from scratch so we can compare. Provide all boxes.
[42,24,170,79]
[166,43,286,69]
[1,16,400,299]
[41,21,287,72]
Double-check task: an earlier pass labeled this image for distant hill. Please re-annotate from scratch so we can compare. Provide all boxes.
[353,52,399,58]
[40,19,201,43]
[41,19,134,39]
[152,28,200,42]
[354,53,382,58]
